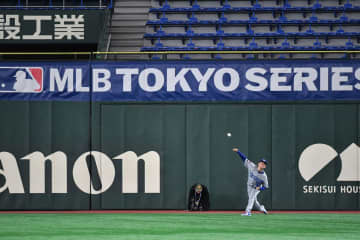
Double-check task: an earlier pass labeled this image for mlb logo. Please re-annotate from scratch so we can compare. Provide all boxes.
[0,67,43,93]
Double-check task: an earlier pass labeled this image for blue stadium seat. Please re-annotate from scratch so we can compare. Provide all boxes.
[340,12,348,22]
[160,0,171,9]
[276,25,285,34]
[155,38,164,48]
[214,54,222,60]
[191,1,201,11]
[306,24,315,34]
[283,0,291,9]
[188,12,198,22]
[309,13,318,23]
[341,53,349,59]
[312,0,322,10]
[151,55,162,60]
[253,0,261,9]
[219,12,227,23]
[281,38,291,49]
[249,38,258,49]
[247,25,255,35]
[144,0,360,54]
[344,0,352,9]
[277,54,287,59]
[246,54,256,59]
[313,38,322,48]
[216,38,225,50]
[345,38,354,48]
[216,25,224,35]
[249,12,258,23]
[336,25,345,34]
[186,26,195,36]
[156,26,166,36]
[222,0,231,9]
[278,11,287,22]
[160,12,168,22]
[182,54,192,60]
[186,38,196,49]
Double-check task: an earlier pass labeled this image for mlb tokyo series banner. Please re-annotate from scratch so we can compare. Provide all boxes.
[0,60,359,101]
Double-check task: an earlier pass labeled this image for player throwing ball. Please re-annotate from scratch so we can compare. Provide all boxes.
[232,148,269,216]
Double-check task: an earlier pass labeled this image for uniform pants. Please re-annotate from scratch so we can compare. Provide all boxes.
[246,185,263,213]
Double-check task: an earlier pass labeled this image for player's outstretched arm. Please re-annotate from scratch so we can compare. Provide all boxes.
[232,148,247,162]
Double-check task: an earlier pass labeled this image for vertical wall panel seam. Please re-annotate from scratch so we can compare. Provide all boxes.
[270,104,273,210]
[356,104,360,209]
[208,105,211,194]
[334,104,336,209]
[26,101,30,159]
[293,104,296,209]
[184,104,188,209]
[99,104,103,210]
[160,106,164,208]
[50,101,53,166]
[121,105,125,208]
[247,105,249,162]
[89,57,93,210]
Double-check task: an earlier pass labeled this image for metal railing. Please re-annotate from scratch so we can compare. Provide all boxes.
[0,50,358,55]
[93,50,360,54]
[0,50,359,60]
[105,33,112,60]
[0,50,359,55]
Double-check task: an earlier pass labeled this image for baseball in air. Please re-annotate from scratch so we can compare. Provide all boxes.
[227,133,232,137]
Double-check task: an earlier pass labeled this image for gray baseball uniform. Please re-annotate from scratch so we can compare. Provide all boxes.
[243,158,268,213]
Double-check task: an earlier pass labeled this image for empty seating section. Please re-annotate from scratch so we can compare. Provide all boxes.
[142,0,360,57]
[0,0,112,8]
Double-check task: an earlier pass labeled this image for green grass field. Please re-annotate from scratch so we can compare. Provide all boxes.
[0,213,359,240]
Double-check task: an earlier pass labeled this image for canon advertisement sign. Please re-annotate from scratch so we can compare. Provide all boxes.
[0,151,160,195]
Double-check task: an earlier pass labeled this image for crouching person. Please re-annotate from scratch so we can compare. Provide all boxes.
[188,184,210,211]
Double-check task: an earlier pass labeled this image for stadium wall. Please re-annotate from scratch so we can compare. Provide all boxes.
[0,60,359,210]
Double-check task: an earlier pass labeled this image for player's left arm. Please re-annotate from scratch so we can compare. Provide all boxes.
[232,148,256,169]
[232,148,246,162]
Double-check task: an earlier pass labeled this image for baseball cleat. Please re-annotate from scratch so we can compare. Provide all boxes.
[260,206,268,215]
[241,212,252,216]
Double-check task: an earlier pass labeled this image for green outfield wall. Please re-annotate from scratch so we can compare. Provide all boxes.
[0,102,359,210]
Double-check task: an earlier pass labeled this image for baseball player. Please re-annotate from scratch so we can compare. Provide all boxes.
[232,148,269,216]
